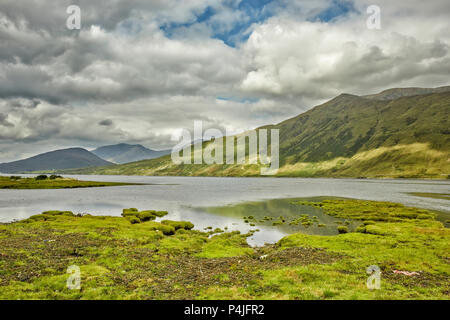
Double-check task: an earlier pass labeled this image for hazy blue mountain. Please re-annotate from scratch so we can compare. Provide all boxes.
[0,148,113,173]
[92,143,171,164]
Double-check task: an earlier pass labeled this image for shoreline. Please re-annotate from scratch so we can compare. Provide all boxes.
[0,176,145,190]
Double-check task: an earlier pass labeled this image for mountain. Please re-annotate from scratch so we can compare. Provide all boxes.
[91,143,171,164]
[268,90,449,164]
[0,148,113,173]
[60,87,450,179]
[363,85,450,101]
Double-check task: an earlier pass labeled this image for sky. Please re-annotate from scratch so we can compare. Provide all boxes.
[0,0,449,162]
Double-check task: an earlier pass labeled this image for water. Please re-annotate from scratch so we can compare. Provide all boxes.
[201,197,363,245]
[0,175,449,245]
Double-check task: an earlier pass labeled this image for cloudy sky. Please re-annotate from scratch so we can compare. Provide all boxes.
[0,0,449,162]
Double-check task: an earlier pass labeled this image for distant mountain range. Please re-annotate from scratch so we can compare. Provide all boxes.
[60,86,450,179]
[92,143,171,164]
[0,148,113,173]
[0,143,170,173]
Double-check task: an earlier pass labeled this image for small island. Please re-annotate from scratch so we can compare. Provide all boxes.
[0,175,140,189]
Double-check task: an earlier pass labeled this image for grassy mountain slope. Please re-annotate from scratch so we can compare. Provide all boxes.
[0,148,113,173]
[270,91,449,164]
[61,89,450,179]
[363,85,450,101]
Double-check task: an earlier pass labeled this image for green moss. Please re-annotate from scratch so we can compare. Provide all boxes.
[337,226,348,234]
[126,216,141,224]
[196,232,253,258]
[123,208,138,214]
[161,220,194,230]
[293,199,436,223]
[154,211,168,218]
[301,220,313,227]
[121,211,138,218]
[121,209,165,222]
[42,210,74,217]
[364,224,387,236]
[137,211,156,222]
[25,214,55,222]
[157,225,176,236]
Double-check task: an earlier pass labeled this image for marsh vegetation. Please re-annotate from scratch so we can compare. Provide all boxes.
[0,199,448,299]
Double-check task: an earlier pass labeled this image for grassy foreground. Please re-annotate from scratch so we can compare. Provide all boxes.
[0,175,139,189]
[0,200,448,300]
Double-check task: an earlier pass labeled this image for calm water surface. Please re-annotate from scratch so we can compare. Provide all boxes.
[0,175,449,245]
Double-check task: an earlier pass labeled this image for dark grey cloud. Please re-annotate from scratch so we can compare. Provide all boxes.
[0,0,215,39]
[0,113,13,127]
[99,119,113,126]
[0,0,449,162]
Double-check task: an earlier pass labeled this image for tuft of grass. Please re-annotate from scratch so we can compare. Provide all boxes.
[337,226,348,234]
[161,220,194,231]
[121,208,168,223]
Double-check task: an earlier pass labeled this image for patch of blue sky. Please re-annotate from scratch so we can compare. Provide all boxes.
[310,0,358,22]
[160,0,277,47]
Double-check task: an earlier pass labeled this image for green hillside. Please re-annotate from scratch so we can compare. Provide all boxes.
[272,91,449,164]
[363,86,450,101]
[61,89,450,179]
